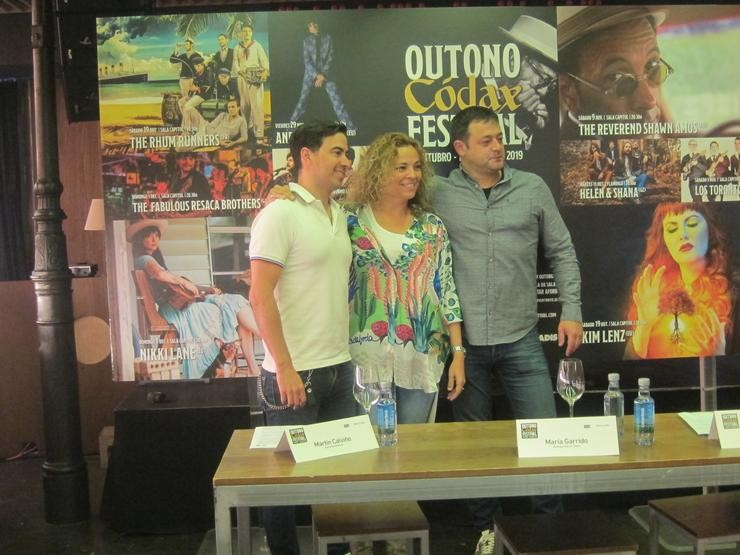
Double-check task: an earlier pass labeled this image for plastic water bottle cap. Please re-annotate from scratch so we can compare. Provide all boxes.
[607,372,620,381]
[638,377,650,387]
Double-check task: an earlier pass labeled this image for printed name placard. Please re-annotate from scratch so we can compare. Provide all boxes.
[273,414,379,463]
[516,416,620,458]
[709,410,740,449]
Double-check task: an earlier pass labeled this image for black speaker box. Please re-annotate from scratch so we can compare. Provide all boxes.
[57,13,97,69]
[101,380,254,533]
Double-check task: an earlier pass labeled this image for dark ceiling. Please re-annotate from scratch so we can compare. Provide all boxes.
[0,0,331,15]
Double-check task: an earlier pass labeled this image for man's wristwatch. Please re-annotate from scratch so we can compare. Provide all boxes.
[451,345,466,356]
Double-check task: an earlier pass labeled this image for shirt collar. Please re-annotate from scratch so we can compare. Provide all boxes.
[289,182,338,209]
[458,163,512,188]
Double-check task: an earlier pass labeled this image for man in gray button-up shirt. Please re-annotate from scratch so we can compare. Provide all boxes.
[430,106,583,553]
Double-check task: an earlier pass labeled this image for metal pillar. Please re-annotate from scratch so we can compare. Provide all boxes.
[699,356,717,412]
[30,0,89,524]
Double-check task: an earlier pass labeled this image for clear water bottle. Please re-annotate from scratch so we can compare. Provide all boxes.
[634,377,655,446]
[376,382,398,447]
[603,373,625,437]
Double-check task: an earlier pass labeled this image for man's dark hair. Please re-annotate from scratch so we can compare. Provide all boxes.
[289,120,347,175]
[449,106,499,150]
[710,141,720,148]
[218,33,228,40]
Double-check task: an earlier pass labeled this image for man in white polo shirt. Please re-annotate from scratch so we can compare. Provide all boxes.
[248,120,355,555]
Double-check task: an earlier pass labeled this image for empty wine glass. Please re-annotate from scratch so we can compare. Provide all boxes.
[557,358,585,418]
[353,364,381,415]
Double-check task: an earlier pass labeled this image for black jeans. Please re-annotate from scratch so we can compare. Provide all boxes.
[259,361,356,555]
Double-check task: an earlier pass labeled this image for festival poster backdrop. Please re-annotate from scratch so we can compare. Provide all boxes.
[552,5,740,365]
[96,5,739,381]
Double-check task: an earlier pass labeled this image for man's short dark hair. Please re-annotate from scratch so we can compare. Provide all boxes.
[289,120,347,175]
[449,107,499,149]
[710,141,720,148]
[218,33,228,40]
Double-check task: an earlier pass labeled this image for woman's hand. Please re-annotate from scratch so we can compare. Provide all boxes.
[692,308,726,356]
[633,264,666,326]
[446,353,466,401]
[265,184,295,206]
[630,264,666,359]
[180,279,200,297]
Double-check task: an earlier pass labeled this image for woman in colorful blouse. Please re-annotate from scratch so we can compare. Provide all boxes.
[344,132,465,423]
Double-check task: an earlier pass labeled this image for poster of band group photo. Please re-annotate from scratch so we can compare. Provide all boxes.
[95,5,740,382]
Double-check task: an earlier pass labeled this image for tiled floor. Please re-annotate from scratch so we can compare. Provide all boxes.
[1,454,737,555]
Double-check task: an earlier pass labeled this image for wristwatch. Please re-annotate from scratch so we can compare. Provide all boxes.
[451,345,466,355]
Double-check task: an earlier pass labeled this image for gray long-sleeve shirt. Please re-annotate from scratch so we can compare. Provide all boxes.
[430,165,582,346]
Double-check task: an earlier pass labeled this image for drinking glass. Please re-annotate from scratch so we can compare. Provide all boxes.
[353,364,381,415]
[557,358,585,417]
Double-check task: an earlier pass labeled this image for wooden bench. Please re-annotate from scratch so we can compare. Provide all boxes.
[493,511,639,555]
[649,491,740,555]
[312,501,429,555]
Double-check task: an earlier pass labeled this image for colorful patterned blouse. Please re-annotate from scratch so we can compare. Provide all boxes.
[347,206,462,393]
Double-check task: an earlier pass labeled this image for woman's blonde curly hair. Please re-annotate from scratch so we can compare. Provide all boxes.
[344,132,433,214]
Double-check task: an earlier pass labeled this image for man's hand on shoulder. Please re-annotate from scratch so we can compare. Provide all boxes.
[558,320,583,357]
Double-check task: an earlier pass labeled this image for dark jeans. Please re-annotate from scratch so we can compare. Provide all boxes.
[452,327,563,532]
[259,361,356,555]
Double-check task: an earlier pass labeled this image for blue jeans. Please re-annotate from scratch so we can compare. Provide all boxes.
[396,386,436,423]
[259,361,356,555]
[370,386,437,425]
[452,327,563,531]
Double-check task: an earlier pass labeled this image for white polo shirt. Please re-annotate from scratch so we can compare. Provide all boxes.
[249,182,352,372]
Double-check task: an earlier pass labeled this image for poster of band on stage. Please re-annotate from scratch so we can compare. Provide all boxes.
[96,5,740,381]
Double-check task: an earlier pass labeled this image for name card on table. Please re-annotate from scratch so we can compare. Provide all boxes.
[516,416,619,458]
[270,414,378,463]
[709,410,740,448]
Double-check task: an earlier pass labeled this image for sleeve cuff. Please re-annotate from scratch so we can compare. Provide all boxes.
[560,305,582,323]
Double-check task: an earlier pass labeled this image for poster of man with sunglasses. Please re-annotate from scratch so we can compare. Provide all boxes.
[493,15,558,158]
[557,6,673,139]
[556,5,740,141]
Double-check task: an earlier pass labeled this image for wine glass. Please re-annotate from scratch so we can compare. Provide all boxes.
[353,364,381,415]
[557,358,585,418]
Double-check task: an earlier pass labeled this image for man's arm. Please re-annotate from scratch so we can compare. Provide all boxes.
[256,42,270,79]
[249,259,307,407]
[318,35,334,77]
[538,181,583,355]
[302,36,319,81]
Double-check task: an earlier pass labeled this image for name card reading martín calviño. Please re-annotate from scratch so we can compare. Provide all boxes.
[251,414,378,463]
